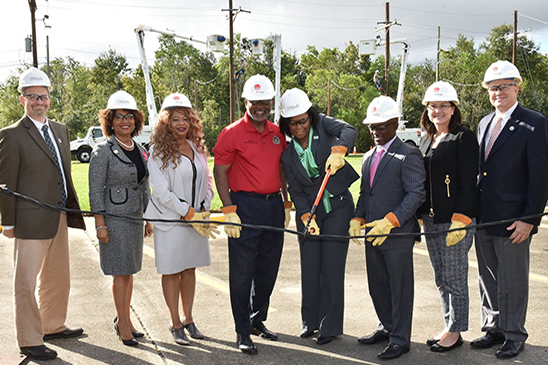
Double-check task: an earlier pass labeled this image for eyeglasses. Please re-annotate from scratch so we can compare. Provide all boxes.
[288,116,309,127]
[23,94,50,102]
[114,113,134,121]
[427,103,453,111]
[487,83,516,93]
[369,122,397,132]
[249,100,271,106]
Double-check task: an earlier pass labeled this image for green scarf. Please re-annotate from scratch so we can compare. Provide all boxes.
[293,127,333,214]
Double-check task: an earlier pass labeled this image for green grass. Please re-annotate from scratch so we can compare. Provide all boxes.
[71,154,365,213]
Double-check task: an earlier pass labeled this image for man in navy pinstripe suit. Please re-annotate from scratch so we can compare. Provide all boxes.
[349,96,426,360]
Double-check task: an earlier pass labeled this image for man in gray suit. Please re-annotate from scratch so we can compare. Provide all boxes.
[0,67,85,361]
[349,96,426,360]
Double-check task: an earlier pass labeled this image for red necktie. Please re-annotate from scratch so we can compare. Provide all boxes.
[485,117,502,161]
[369,148,385,187]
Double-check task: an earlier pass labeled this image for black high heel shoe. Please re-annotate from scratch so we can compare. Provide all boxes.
[114,321,138,347]
[114,316,145,338]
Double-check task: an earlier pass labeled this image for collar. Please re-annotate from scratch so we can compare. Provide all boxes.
[495,101,519,124]
[376,135,397,153]
[27,114,50,131]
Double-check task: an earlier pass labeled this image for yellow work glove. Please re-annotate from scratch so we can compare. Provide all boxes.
[349,218,365,245]
[183,208,212,237]
[284,201,293,229]
[325,145,347,175]
[446,213,471,247]
[365,212,400,246]
[301,213,320,235]
[221,205,242,238]
[204,223,221,240]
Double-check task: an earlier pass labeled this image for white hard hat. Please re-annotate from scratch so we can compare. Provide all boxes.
[107,90,138,110]
[422,81,459,105]
[482,60,522,88]
[241,74,275,101]
[18,67,52,92]
[363,96,401,125]
[280,88,312,118]
[161,93,192,111]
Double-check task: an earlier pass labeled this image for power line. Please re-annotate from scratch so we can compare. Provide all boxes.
[520,14,548,26]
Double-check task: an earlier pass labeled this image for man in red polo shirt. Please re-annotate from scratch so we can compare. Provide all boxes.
[213,74,290,355]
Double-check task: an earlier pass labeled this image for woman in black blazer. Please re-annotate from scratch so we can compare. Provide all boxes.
[279,88,358,345]
[417,82,479,352]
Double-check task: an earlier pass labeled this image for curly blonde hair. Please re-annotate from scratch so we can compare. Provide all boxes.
[151,107,208,171]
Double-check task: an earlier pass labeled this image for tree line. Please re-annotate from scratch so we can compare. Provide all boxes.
[1,24,547,153]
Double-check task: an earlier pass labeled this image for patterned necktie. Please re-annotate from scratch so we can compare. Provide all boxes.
[369,148,385,187]
[484,117,502,161]
[42,124,67,207]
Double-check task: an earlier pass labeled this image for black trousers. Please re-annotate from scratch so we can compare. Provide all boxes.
[228,191,284,335]
[296,191,353,337]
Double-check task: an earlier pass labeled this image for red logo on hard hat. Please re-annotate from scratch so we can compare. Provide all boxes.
[174,96,180,100]
[372,107,377,112]
[433,87,440,92]
[493,67,498,71]
[254,84,261,90]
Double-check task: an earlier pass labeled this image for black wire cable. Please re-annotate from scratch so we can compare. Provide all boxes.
[1,185,547,241]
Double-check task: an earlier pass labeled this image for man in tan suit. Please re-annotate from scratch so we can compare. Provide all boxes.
[0,67,86,361]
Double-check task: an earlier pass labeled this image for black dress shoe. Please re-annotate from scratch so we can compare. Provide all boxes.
[358,330,389,345]
[430,335,463,352]
[300,328,318,338]
[378,343,410,360]
[114,315,144,338]
[43,327,84,341]
[470,332,505,349]
[237,334,258,355]
[496,340,524,358]
[20,345,58,361]
[169,325,190,346]
[114,323,138,347]
[251,322,278,341]
[184,322,205,339]
[426,337,440,346]
[316,335,334,345]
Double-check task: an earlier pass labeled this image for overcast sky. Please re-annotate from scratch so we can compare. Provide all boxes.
[2,0,548,82]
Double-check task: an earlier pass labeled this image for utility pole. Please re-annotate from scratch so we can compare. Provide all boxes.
[222,2,250,124]
[513,10,518,64]
[436,26,440,81]
[327,79,331,116]
[46,35,50,75]
[385,2,390,96]
[28,0,38,67]
[194,80,199,113]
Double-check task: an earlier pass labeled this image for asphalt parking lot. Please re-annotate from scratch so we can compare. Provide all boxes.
[1,214,547,364]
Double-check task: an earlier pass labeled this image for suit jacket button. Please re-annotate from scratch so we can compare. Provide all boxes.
[483,172,487,176]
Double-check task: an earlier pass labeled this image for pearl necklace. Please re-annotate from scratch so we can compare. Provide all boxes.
[115,136,135,150]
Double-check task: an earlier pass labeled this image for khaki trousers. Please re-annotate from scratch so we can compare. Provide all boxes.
[13,212,70,347]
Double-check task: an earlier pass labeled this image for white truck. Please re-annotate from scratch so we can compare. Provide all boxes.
[70,126,152,163]
[396,123,422,147]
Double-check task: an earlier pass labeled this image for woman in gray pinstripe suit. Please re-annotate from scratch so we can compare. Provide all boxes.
[417,82,478,352]
[89,91,153,347]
